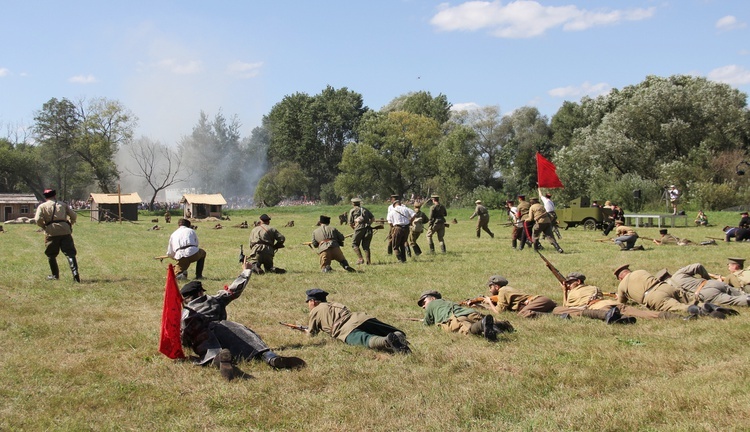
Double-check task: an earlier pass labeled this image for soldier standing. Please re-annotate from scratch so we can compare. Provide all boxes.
[34,188,80,282]
[386,198,415,263]
[247,214,286,274]
[348,198,374,265]
[516,194,531,250]
[409,202,429,256]
[426,194,447,253]
[527,197,564,253]
[469,199,494,238]
[311,215,356,273]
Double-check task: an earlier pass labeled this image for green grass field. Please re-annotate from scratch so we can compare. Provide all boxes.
[1,206,749,431]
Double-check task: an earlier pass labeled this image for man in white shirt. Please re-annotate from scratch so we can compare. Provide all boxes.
[387,199,415,263]
[668,185,680,214]
[167,218,207,280]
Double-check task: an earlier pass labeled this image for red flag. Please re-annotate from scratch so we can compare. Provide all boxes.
[536,152,564,189]
[159,264,186,359]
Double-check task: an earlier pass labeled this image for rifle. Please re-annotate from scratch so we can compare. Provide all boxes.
[536,250,568,303]
[371,224,385,230]
[399,317,424,322]
[238,245,245,264]
[344,233,354,238]
[594,238,613,242]
[602,292,617,298]
[459,295,498,307]
[301,242,313,249]
[278,322,308,331]
[639,236,655,242]
[707,237,724,241]
[153,255,171,262]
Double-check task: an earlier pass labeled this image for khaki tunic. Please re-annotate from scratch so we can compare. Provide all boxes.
[248,224,284,267]
[312,224,347,268]
[427,203,447,244]
[617,270,692,313]
[726,270,750,294]
[527,203,551,224]
[493,286,556,318]
[35,199,76,237]
[563,283,662,319]
[308,302,374,342]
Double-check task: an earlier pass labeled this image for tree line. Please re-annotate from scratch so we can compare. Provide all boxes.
[2,75,750,210]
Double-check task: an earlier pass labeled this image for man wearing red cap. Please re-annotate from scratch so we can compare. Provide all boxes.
[34,189,80,282]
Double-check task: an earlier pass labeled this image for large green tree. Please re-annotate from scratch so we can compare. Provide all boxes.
[451,105,505,188]
[382,91,452,125]
[334,111,442,200]
[34,97,136,195]
[265,86,366,198]
[496,107,552,195]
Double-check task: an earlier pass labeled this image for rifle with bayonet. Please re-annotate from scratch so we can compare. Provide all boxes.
[279,322,308,331]
[536,250,569,303]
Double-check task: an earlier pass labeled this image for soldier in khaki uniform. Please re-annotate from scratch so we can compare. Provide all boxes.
[479,275,556,318]
[652,229,692,246]
[247,214,285,274]
[527,197,564,253]
[426,195,447,253]
[311,215,355,273]
[553,272,687,321]
[614,264,699,314]
[34,189,80,282]
[662,263,750,307]
[469,200,494,238]
[613,221,642,250]
[516,195,532,250]
[418,290,512,341]
[347,198,374,265]
[305,289,410,354]
[724,257,750,293]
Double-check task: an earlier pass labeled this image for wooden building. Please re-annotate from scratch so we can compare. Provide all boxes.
[180,194,227,219]
[0,194,38,222]
[89,192,142,221]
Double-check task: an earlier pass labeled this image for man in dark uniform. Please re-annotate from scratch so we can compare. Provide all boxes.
[409,202,429,256]
[426,195,448,253]
[180,262,305,380]
[311,215,356,273]
[247,213,286,274]
[34,188,80,282]
[348,198,374,265]
[304,289,410,354]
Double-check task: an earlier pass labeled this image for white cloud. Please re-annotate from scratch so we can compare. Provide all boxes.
[227,61,263,79]
[707,65,750,86]
[431,1,655,38]
[716,15,746,31]
[69,74,97,84]
[450,102,482,111]
[157,58,203,75]
[548,81,611,98]
[0,68,9,77]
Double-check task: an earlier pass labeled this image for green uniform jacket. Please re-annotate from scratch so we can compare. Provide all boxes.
[248,224,284,255]
[423,298,477,326]
[312,224,345,253]
[428,203,447,226]
[348,206,374,230]
[308,302,376,342]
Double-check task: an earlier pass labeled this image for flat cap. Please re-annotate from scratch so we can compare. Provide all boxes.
[613,264,630,278]
[180,280,204,298]
[319,215,331,225]
[259,213,271,222]
[487,275,509,287]
[43,189,56,198]
[659,229,668,235]
[565,272,586,283]
[351,197,362,204]
[475,200,482,204]
[305,288,329,302]
[417,290,441,307]
[430,194,440,200]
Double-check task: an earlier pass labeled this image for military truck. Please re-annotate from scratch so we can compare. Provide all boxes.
[556,197,611,230]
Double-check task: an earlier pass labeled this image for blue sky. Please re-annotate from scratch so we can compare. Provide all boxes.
[2,0,749,147]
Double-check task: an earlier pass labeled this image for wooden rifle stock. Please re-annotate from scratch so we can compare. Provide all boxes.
[278,322,308,331]
[459,295,498,307]
[153,255,171,262]
[301,242,314,249]
[536,250,568,303]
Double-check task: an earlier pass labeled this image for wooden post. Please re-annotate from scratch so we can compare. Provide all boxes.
[118,184,122,224]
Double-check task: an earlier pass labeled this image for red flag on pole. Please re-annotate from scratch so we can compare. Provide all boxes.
[536,152,564,189]
[159,264,185,359]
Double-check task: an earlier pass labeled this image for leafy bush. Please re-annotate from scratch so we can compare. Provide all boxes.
[689,182,739,211]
